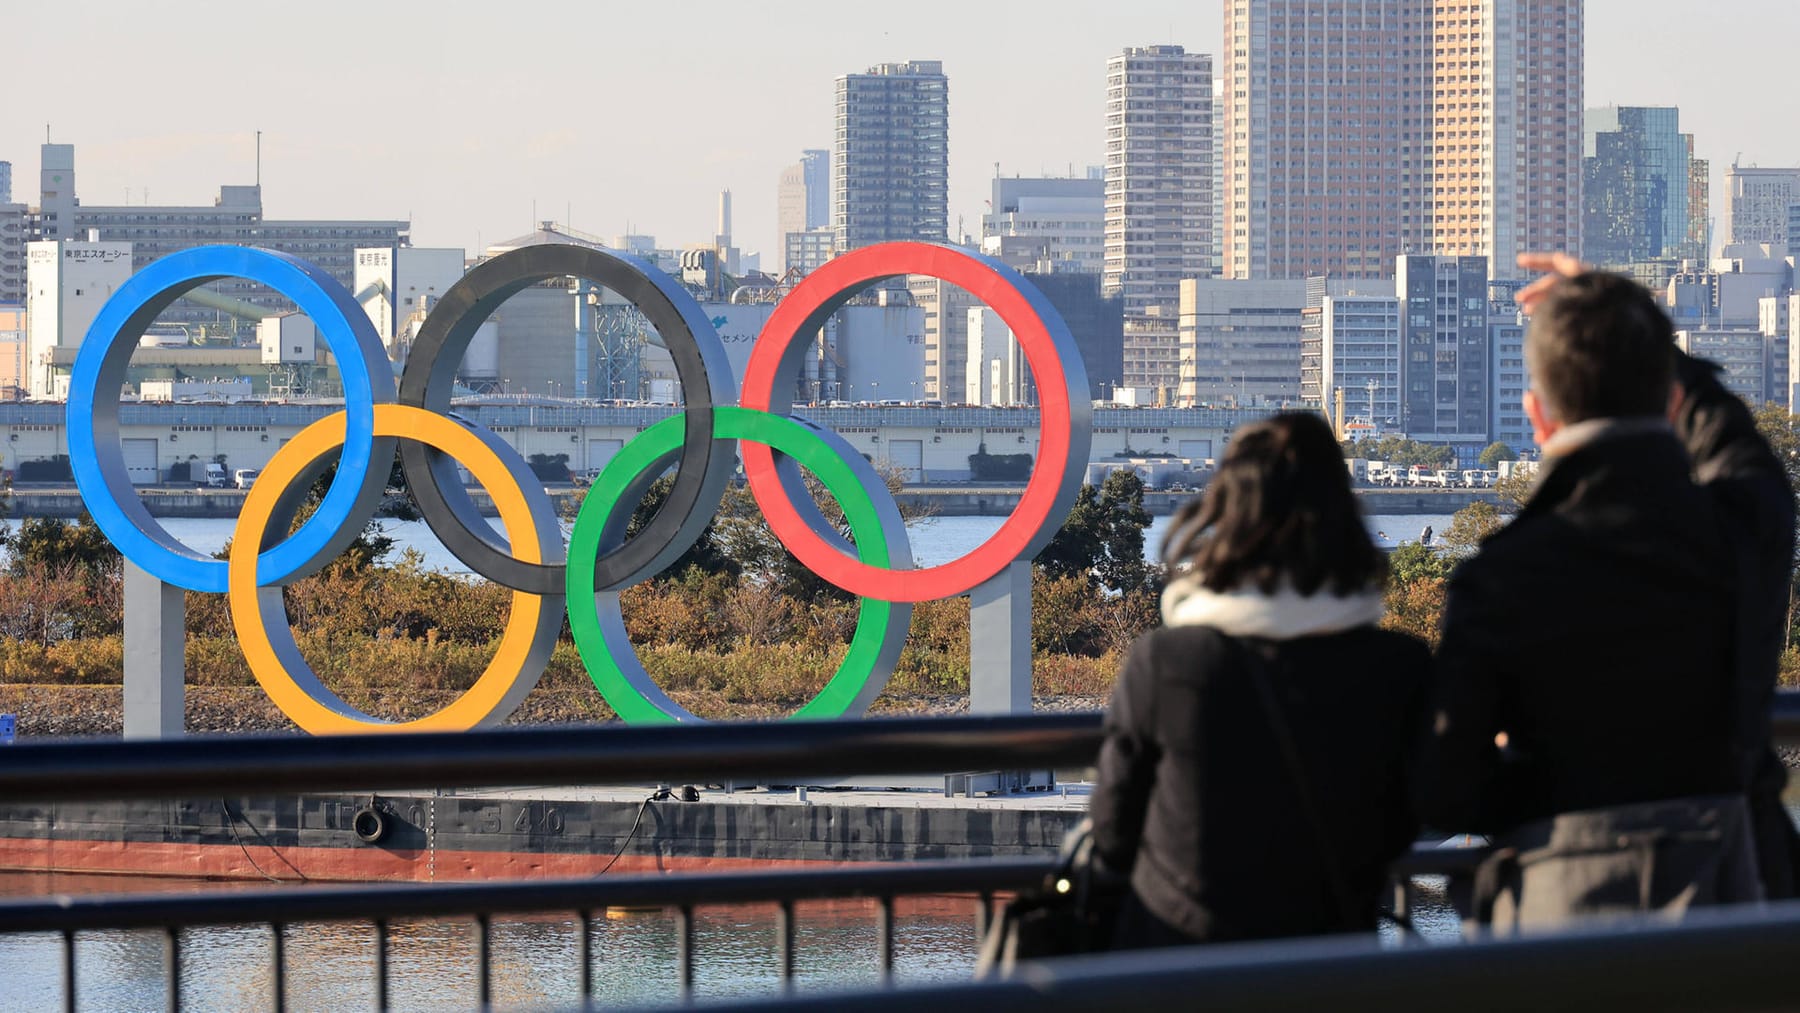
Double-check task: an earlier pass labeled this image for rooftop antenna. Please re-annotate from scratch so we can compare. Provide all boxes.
[256,130,262,188]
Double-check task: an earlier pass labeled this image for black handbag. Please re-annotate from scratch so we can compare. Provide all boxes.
[974,816,1126,977]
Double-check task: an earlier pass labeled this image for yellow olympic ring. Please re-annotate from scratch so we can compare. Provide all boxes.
[228,404,563,735]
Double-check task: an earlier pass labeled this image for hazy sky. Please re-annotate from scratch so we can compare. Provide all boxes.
[7,0,1797,260]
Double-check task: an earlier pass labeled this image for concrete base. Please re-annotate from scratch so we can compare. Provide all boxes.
[969,561,1032,715]
[123,560,184,740]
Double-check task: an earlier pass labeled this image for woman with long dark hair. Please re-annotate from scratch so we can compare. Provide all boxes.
[1089,411,1429,947]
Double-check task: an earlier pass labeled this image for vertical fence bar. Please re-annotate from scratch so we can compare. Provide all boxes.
[270,922,285,1013]
[776,900,795,993]
[974,892,993,941]
[61,929,76,1013]
[877,896,894,983]
[476,913,492,1010]
[675,905,694,1000]
[577,910,594,1003]
[373,919,390,1013]
[164,925,181,1013]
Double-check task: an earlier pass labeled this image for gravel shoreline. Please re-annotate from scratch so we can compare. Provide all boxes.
[0,685,1108,740]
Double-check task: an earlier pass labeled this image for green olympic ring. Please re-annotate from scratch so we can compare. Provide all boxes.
[567,406,913,724]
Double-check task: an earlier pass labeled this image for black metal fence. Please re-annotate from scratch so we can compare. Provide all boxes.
[0,859,1051,1011]
[683,899,1800,1013]
[2,699,1799,1010]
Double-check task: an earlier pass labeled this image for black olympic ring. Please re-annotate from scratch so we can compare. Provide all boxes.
[397,244,738,594]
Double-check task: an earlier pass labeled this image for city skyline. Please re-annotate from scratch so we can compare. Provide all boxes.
[5,0,1798,264]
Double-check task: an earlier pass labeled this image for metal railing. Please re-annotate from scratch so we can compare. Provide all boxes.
[2,699,1798,1010]
[0,714,1096,1011]
[4,693,1796,803]
[0,712,1103,803]
[683,899,1800,1013]
[0,859,1052,1011]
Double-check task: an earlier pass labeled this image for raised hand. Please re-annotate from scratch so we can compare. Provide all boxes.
[1513,252,1589,315]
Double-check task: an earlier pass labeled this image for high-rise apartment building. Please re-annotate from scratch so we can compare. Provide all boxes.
[777,149,830,271]
[1398,255,1491,439]
[832,61,949,250]
[0,202,24,303]
[980,176,1105,274]
[1103,46,1212,315]
[1428,0,1583,275]
[1223,1,1424,280]
[1584,107,1705,267]
[1725,164,1800,251]
[1224,1,1581,280]
[0,159,16,303]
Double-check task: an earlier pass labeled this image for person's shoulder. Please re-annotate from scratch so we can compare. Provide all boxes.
[1327,625,1431,678]
[1446,511,1567,591]
[1122,625,1235,682]
[1134,624,1234,657]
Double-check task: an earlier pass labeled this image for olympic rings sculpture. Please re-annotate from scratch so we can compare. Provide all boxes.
[69,242,1091,734]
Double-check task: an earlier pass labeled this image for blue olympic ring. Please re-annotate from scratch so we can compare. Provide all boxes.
[67,246,393,593]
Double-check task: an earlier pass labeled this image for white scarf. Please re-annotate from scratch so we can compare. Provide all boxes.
[1160,573,1385,640]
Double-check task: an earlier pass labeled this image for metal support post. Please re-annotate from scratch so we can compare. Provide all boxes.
[123,559,185,739]
[969,561,1032,715]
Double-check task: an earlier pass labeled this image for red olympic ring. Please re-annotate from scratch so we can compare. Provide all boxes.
[740,242,1089,603]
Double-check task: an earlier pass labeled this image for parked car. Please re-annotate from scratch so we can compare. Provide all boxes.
[233,468,259,490]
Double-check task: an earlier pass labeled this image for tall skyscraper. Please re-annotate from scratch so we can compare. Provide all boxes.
[0,161,11,205]
[1223,2,1424,280]
[1429,0,1583,275]
[832,61,949,250]
[1224,0,1582,280]
[1688,139,1711,259]
[1725,164,1800,251]
[1584,107,1706,267]
[1102,46,1212,315]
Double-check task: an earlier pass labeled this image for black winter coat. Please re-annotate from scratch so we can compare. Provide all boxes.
[1417,354,1796,856]
[1090,624,1429,943]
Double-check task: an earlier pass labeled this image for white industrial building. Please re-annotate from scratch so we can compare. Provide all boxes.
[26,236,132,399]
[352,247,468,358]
